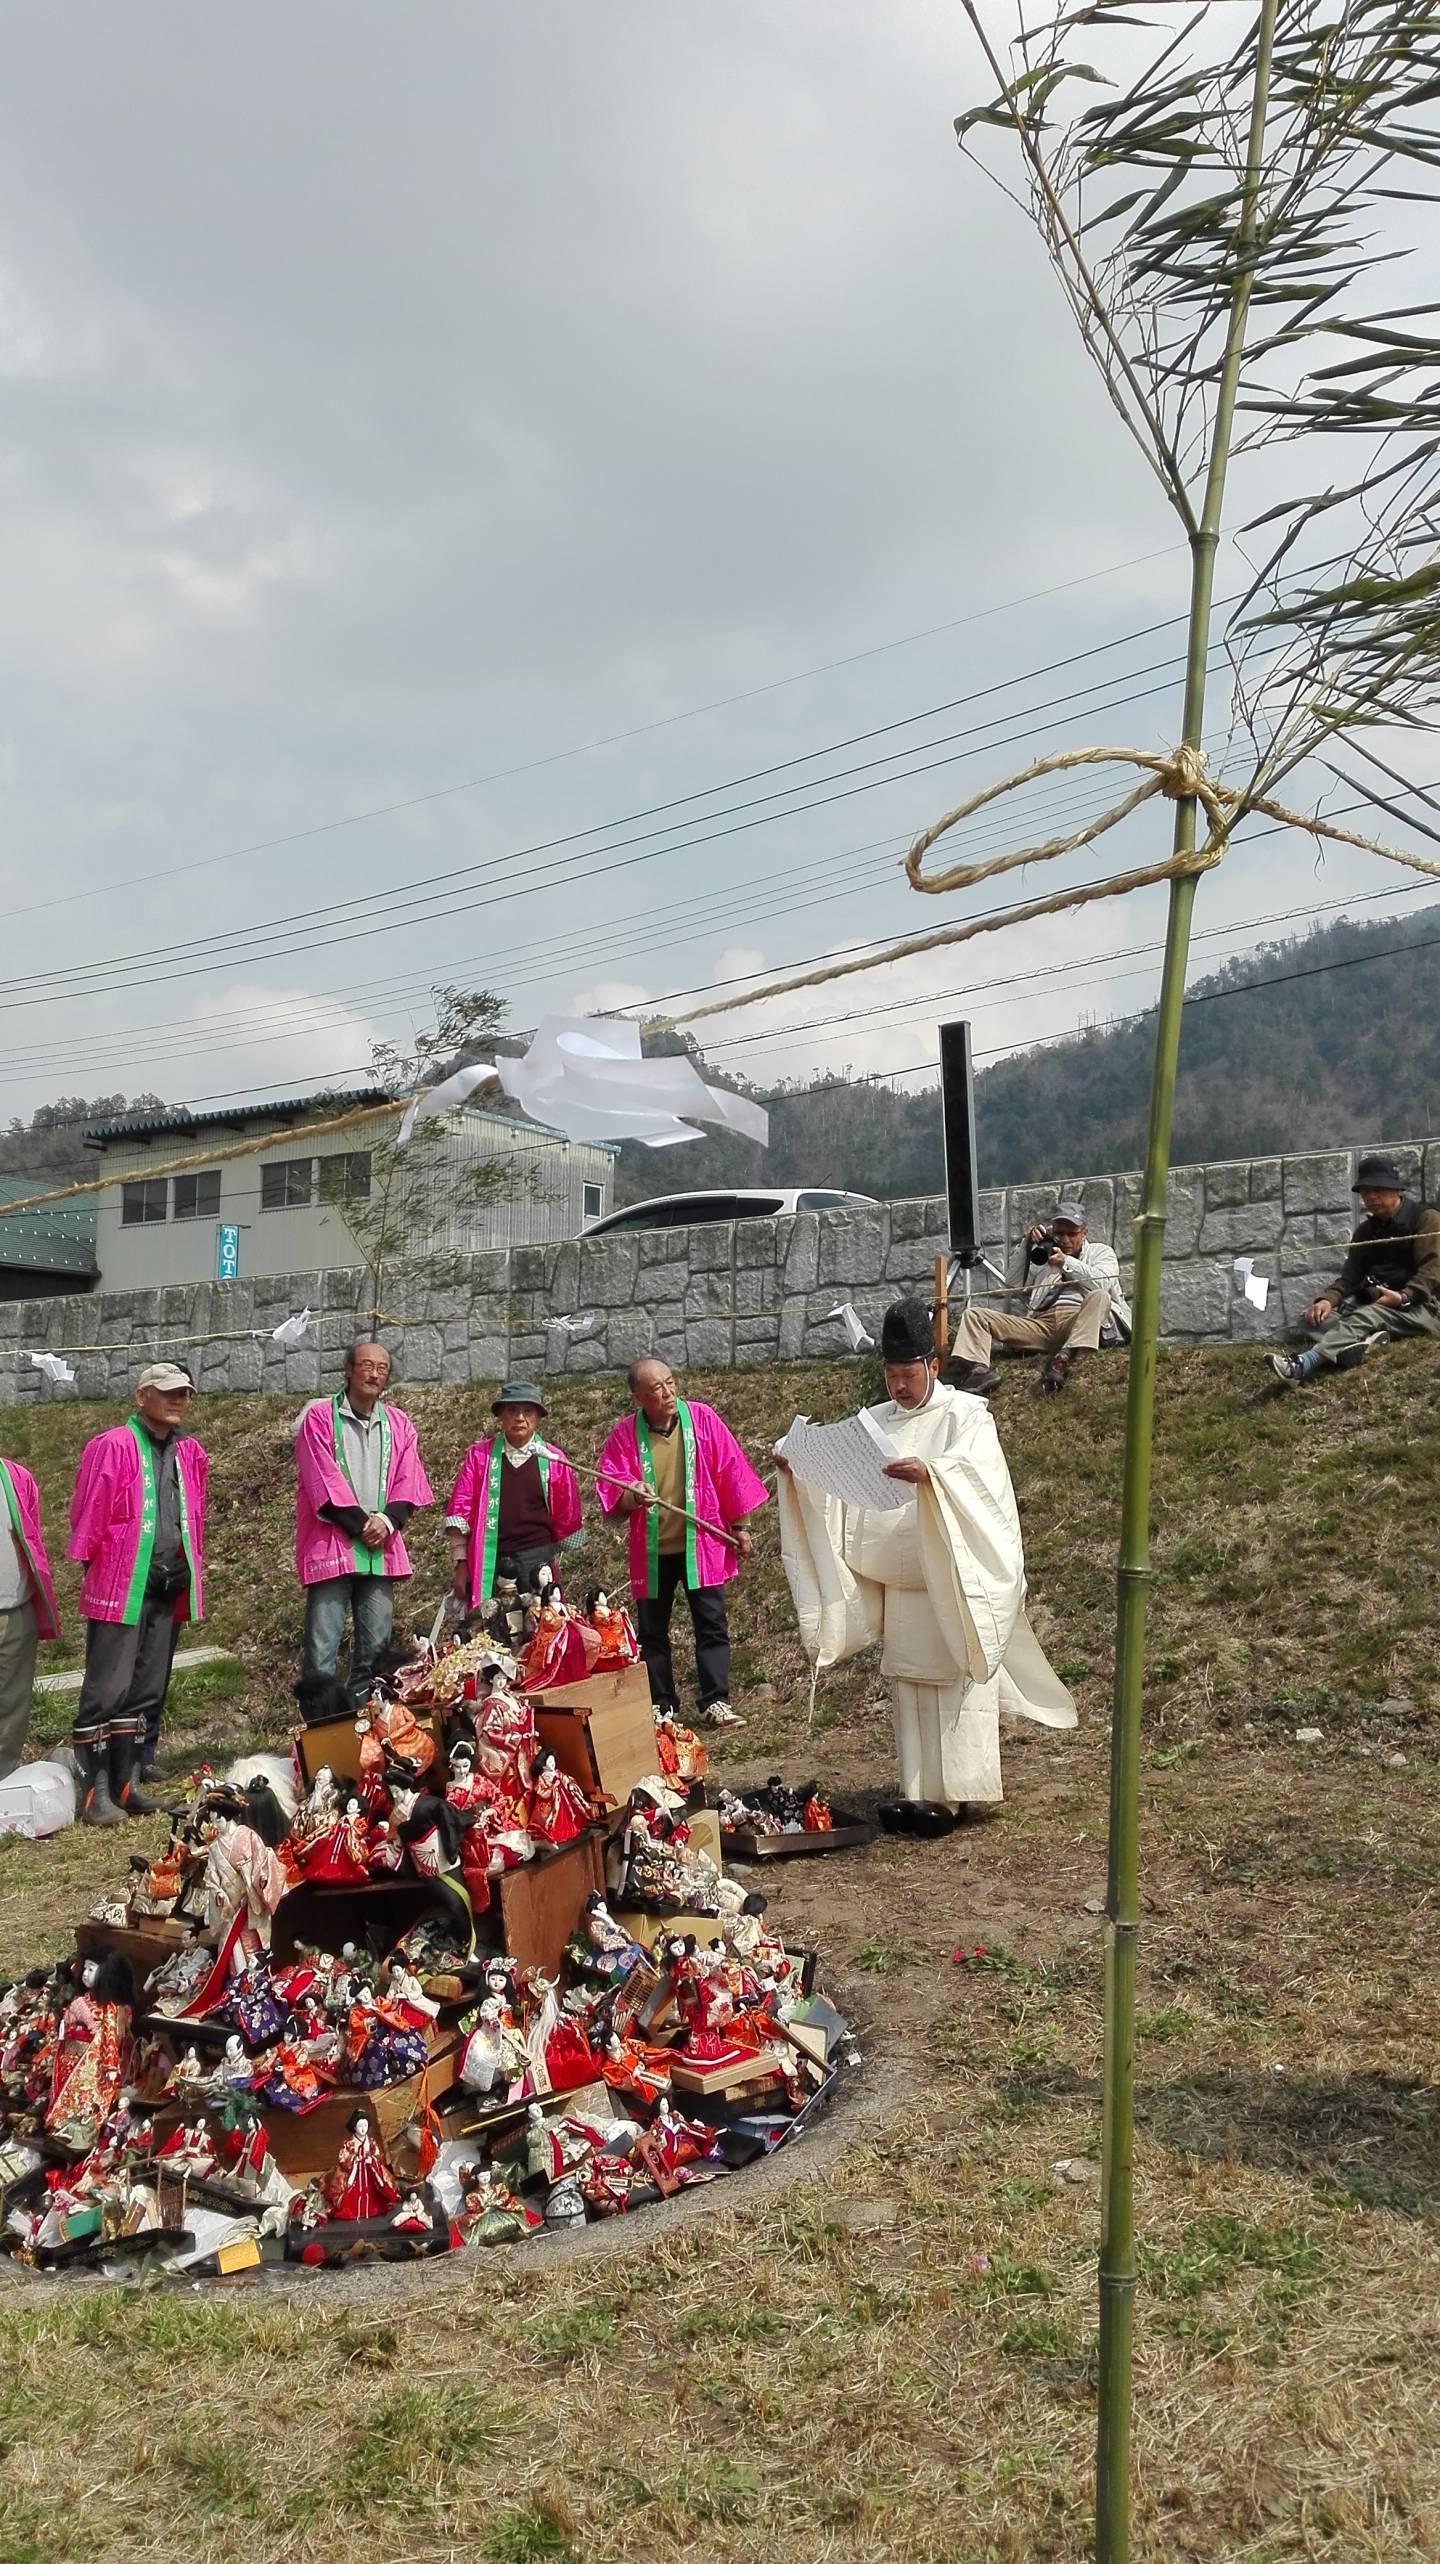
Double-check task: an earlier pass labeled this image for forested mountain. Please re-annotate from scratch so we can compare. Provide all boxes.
[613,902,1440,1200]
[0,1095,167,1179]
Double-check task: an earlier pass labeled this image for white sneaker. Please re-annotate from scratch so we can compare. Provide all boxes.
[698,1699,743,1728]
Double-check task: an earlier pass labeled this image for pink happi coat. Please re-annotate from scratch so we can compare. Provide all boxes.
[445,1435,583,1612]
[596,1400,768,1599]
[0,1459,61,1641]
[293,1397,434,1586]
[68,1427,208,1627]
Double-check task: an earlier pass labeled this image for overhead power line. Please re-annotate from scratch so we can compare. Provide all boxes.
[0,541,1186,928]
[0,618,1225,1000]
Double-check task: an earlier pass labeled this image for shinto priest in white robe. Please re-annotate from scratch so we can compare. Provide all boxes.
[777,1381,1076,1808]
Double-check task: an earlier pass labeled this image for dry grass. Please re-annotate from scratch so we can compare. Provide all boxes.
[0,1342,1437,2561]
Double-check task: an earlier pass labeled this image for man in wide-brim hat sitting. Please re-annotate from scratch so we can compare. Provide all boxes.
[1271,1153,1440,1386]
[775,1295,1076,1837]
[445,1381,584,1611]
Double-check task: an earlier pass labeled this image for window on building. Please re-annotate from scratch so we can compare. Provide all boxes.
[121,1179,168,1227]
[260,1157,314,1211]
[317,1150,372,1205]
[582,1180,604,1223]
[172,1170,222,1222]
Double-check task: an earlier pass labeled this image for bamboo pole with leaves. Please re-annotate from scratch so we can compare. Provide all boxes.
[1098,23,1278,2548]
[937,9,1440,2557]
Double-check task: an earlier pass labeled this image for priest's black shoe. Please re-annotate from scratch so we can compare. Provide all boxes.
[877,1798,958,1838]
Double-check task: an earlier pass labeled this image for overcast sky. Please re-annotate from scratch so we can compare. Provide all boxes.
[0,0,1430,1143]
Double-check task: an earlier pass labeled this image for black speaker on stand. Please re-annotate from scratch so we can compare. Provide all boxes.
[936,1021,1005,1351]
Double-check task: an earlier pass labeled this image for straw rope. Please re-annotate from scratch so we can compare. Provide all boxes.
[666,743,1440,1029]
[0,1098,403,1220]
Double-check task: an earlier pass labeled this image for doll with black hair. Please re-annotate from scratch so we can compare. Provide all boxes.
[582,1586,639,1668]
[324,2109,400,2222]
[45,1952,136,2148]
[524,1750,594,1849]
[385,1774,475,1955]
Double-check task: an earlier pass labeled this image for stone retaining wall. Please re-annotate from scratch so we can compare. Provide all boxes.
[0,1136,1430,1403]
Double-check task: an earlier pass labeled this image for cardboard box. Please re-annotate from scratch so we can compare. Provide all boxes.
[614,1903,728,1954]
[532,1663,656,1804]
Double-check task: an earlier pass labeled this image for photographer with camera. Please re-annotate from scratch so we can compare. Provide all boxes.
[1270,1154,1440,1386]
[949,1198,1130,1397]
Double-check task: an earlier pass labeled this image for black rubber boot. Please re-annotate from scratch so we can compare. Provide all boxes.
[109,1736,162,1818]
[75,1738,124,1828]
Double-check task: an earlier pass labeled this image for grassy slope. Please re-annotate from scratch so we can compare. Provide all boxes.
[0,1347,1437,2564]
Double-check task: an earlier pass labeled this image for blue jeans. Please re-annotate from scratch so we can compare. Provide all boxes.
[302,1575,395,1708]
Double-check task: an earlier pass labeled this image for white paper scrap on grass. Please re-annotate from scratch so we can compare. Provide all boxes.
[775,1408,910,1511]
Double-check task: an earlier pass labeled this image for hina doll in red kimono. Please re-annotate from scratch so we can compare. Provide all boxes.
[519,1582,601,1692]
[463,1673,538,1829]
[602,2031,672,2107]
[356,1694,436,1795]
[525,1751,594,1849]
[653,1707,709,1785]
[296,1794,373,1886]
[258,2012,335,2114]
[443,1738,504,1911]
[45,1955,135,2147]
[646,2097,712,2178]
[583,1588,639,1667]
[324,2111,400,2221]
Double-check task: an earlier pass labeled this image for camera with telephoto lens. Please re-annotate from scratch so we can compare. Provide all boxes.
[1027,1227,1060,1266]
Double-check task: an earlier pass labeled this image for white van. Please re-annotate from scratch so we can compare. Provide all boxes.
[583,1186,879,1235]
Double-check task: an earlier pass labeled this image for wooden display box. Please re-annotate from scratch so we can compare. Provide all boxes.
[271,1877,472,1966]
[259,2032,461,2181]
[498,1831,606,1977]
[294,1709,441,1792]
[532,1662,656,1804]
[76,1916,194,1978]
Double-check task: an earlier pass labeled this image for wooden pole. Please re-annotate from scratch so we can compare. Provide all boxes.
[933,1255,950,1360]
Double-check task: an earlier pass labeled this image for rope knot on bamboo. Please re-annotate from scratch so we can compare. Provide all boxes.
[662,741,1440,1036]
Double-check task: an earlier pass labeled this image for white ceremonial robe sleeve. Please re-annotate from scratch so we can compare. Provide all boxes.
[776,1470,882,1669]
[916,1404,1078,1731]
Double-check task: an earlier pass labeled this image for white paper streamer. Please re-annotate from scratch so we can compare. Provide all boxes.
[399,1017,767,1152]
[827,1301,875,1354]
[397,1061,498,1146]
[26,1352,76,1386]
[544,1314,596,1336]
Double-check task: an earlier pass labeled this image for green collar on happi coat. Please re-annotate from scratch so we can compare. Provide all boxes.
[330,1393,393,1577]
[119,1417,198,1626]
[478,1433,551,1600]
[635,1400,698,1593]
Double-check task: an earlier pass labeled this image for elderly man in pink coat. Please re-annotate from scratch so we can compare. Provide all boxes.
[596,1357,767,1729]
[445,1379,584,1612]
[0,1452,61,1782]
[68,1360,208,1826]
[294,1340,434,1708]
